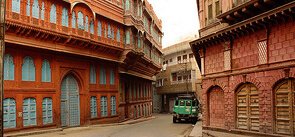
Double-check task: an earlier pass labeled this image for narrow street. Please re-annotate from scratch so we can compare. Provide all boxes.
[25,114,196,137]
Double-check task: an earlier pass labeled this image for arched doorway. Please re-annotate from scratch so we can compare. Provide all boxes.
[236,83,259,131]
[274,79,295,135]
[60,75,80,127]
[208,86,224,127]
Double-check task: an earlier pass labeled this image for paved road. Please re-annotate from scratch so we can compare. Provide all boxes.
[26,114,195,137]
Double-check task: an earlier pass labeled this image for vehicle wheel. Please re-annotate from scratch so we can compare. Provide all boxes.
[191,118,197,124]
[173,116,177,123]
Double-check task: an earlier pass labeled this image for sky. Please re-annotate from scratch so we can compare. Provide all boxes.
[147,0,200,48]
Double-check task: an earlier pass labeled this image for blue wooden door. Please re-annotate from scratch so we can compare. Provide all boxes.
[61,75,80,127]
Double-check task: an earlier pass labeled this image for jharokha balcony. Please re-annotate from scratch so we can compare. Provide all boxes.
[5,11,124,51]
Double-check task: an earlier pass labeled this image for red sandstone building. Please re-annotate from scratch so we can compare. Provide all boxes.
[191,0,295,136]
[3,0,162,132]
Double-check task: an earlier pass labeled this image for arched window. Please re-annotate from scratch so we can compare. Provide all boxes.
[22,56,35,81]
[90,20,94,34]
[4,54,14,80]
[32,0,39,18]
[90,96,97,118]
[137,35,141,48]
[116,29,120,42]
[107,24,112,38]
[97,21,102,36]
[125,0,130,11]
[125,31,130,44]
[62,8,69,27]
[50,4,56,23]
[41,60,51,82]
[72,11,76,28]
[4,98,16,129]
[41,1,45,20]
[90,64,96,84]
[85,16,89,32]
[12,0,21,13]
[42,98,53,125]
[26,0,30,16]
[77,11,84,29]
[111,96,116,116]
[110,69,115,85]
[100,96,107,117]
[100,66,106,84]
[23,98,36,126]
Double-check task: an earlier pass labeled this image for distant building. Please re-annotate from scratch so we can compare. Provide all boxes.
[3,0,162,132]
[156,40,201,113]
[191,0,295,136]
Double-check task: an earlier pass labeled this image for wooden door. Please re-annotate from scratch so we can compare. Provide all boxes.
[237,83,259,131]
[275,79,295,135]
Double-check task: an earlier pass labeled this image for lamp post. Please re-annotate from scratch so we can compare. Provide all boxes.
[0,0,6,136]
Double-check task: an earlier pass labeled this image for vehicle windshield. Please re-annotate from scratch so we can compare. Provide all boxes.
[186,101,191,106]
[179,100,185,106]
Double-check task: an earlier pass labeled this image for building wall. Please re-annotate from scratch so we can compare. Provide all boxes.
[200,20,295,135]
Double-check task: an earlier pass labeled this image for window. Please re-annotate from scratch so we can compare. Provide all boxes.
[100,96,107,117]
[50,4,56,23]
[183,55,187,62]
[215,1,221,15]
[116,29,120,42]
[4,98,16,129]
[97,21,102,36]
[111,96,116,116]
[169,58,172,62]
[90,64,96,84]
[41,2,45,20]
[22,56,35,81]
[208,4,213,20]
[189,53,194,58]
[90,96,97,118]
[110,69,115,85]
[41,60,51,82]
[90,20,94,34]
[100,66,106,84]
[23,98,37,126]
[32,0,39,18]
[186,101,191,106]
[137,36,141,48]
[125,31,130,44]
[107,24,112,38]
[26,0,30,16]
[12,0,21,13]
[62,8,69,27]
[42,98,53,125]
[171,73,177,81]
[78,11,84,29]
[258,40,267,64]
[179,100,185,106]
[85,16,89,32]
[177,76,182,81]
[4,54,14,80]
[125,0,130,10]
[177,56,181,63]
[72,11,76,28]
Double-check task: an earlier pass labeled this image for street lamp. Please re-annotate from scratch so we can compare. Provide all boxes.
[0,0,6,136]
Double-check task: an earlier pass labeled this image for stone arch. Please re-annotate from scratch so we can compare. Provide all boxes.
[231,74,262,93]
[204,79,227,94]
[272,77,295,135]
[235,82,259,131]
[71,1,96,19]
[60,69,84,92]
[207,85,225,128]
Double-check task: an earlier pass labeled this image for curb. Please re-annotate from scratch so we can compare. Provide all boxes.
[4,128,63,137]
[5,116,156,137]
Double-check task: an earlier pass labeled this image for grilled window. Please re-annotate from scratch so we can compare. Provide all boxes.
[208,4,213,20]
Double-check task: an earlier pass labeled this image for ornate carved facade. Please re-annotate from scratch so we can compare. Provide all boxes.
[3,0,162,132]
[191,0,295,136]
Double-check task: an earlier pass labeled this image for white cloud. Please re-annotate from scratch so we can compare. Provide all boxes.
[147,0,200,48]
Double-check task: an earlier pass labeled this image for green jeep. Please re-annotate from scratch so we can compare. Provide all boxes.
[173,95,199,124]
